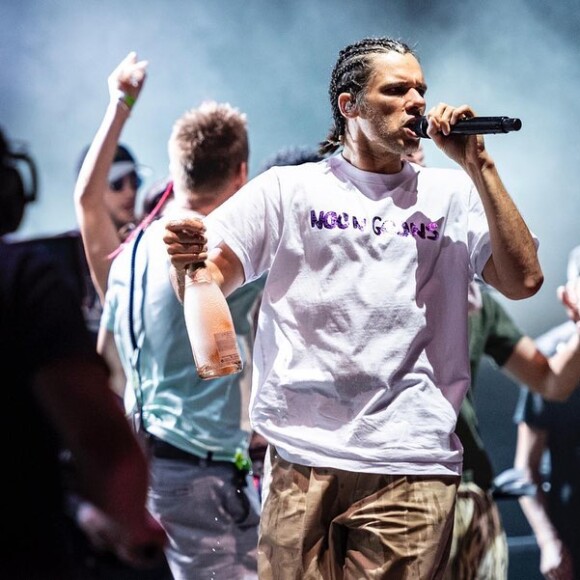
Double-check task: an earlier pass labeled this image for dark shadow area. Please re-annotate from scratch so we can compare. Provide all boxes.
[475,359,543,580]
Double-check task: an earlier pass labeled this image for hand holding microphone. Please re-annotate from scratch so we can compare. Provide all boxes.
[412,116,522,139]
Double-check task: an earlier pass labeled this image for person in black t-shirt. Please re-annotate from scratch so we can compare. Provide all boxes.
[0,126,166,579]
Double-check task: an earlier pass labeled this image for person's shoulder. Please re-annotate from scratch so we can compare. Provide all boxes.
[270,157,328,175]
[249,159,328,193]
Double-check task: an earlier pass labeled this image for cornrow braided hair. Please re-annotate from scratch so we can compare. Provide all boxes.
[319,37,416,156]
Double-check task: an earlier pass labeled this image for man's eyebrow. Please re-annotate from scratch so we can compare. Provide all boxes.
[382,81,428,93]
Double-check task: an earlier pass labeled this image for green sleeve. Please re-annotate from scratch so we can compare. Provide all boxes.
[481,291,524,367]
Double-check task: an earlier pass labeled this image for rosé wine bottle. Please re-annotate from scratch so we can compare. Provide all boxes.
[183,264,242,379]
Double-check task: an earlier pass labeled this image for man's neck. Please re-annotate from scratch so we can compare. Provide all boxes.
[341,143,403,174]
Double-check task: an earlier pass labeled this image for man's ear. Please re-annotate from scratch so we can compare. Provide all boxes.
[338,93,357,118]
[235,161,248,189]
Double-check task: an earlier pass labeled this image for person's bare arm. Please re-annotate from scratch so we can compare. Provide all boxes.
[427,104,543,299]
[504,279,580,401]
[475,157,543,299]
[503,333,580,402]
[514,422,574,579]
[74,52,147,302]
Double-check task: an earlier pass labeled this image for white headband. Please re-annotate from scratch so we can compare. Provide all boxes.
[108,160,137,183]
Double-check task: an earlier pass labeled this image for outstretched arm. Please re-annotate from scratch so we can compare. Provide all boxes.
[426,103,543,300]
[74,51,148,302]
[503,332,580,402]
[501,277,580,402]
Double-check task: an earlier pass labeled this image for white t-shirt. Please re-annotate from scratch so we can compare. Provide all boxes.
[205,155,492,476]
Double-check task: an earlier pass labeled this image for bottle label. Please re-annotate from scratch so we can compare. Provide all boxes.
[214,331,240,364]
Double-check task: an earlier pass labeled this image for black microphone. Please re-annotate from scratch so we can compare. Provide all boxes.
[412,116,522,139]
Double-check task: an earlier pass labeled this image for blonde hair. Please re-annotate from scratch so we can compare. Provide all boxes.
[168,101,248,200]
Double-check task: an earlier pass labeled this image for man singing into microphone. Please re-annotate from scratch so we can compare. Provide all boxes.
[163,36,543,579]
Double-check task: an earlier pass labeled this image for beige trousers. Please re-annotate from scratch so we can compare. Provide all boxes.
[258,447,459,580]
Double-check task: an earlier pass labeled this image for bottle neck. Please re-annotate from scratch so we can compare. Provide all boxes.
[186,262,206,275]
[186,262,212,284]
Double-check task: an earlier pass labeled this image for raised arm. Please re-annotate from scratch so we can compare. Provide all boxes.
[74,52,148,302]
[426,104,543,299]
